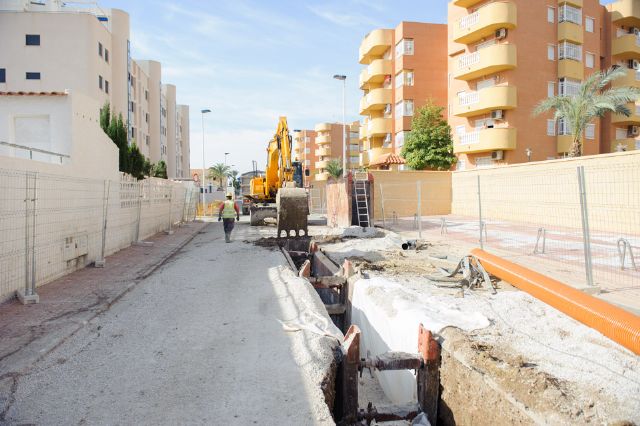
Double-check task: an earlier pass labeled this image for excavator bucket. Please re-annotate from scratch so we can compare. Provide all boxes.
[276,187,309,238]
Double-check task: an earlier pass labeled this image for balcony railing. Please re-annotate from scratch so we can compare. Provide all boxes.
[0,140,70,164]
[458,91,480,106]
[459,11,480,30]
[458,51,480,69]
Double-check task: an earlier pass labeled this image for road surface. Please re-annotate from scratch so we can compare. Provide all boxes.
[2,220,336,425]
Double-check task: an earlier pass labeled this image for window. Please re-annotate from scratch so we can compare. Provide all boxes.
[105,80,109,94]
[98,42,103,57]
[558,118,572,135]
[395,100,414,116]
[548,81,556,98]
[559,78,581,96]
[547,119,556,136]
[585,17,595,33]
[586,52,595,68]
[548,45,555,61]
[395,70,414,88]
[105,49,109,63]
[145,90,148,101]
[559,4,582,25]
[558,41,582,61]
[585,123,596,140]
[98,75,103,90]
[395,131,407,148]
[395,39,414,57]
[25,34,40,46]
[548,6,555,23]
[0,68,5,83]
[26,72,40,80]
[395,72,403,89]
[145,113,149,123]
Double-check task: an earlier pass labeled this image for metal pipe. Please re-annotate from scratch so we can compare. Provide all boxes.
[24,173,30,296]
[477,174,483,249]
[417,181,422,239]
[100,180,110,261]
[577,166,594,286]
[30,172,38,296]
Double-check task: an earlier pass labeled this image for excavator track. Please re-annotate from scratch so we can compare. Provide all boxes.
[276,187,309,238]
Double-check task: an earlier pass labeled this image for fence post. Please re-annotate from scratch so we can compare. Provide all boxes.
[477,174,484,250]
[577,166,595,288]
[379,183,386,228]
[166,185,174,235]
[18,172,39,304]
[134,181,143,242]
[417,180,422,239]
[96,180,110,267]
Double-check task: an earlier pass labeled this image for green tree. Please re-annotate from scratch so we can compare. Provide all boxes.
[208,163,230,188]
[99,102,110,133]
[325,158,343,178]
[152,161,168,179]
[143,159,153,177]
[400,100,455,170]
[534,67,640,157]
[228,169,240,191]
[128,143,146,179]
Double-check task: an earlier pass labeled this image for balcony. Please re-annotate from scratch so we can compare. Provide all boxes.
[557,135,576,154]
[367,117,393,137]
[453,127,517,154]
[359,59,393,88]
[609,0,640,27]
[315,172,329,182]
[369,147,393,163]
[611,138,639,152]
[316,135,331,145]
[612,34,640,60]
[613,67,640,87]
[453,0,484,8]
[558,22,583,44]
[360,124,368,140]
[453,86,517,118]
[454,44,517,81]
[612,103,640,125]
[453,2,517,45]
[316,147,331,157]
[359,29,393,64]
[359,88,393,114]
[558,59,584,80]
[315,160,329,169]
[360,151,370,166]
[314,122,331,132]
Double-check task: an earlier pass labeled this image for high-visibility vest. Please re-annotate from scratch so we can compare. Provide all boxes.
[222,200,236,218]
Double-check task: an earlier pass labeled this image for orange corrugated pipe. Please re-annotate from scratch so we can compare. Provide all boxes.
[471,249,640,356]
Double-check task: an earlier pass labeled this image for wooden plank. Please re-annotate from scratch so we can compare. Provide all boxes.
[335,324,360,424]
[417,324,440,425]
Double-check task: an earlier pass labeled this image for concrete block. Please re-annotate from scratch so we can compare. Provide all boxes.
[94,259,106,268]
[579,286,601,295]
[342,259,355,278]
[17,289,39,305]
[165,230,175,235]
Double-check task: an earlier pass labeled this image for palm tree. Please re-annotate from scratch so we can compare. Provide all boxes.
[208,163,230,188]
[534,67,640,157]
[228,169,240,191]
[325,158,343,179]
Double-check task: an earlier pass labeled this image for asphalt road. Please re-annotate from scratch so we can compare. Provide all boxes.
[3,220,334,425]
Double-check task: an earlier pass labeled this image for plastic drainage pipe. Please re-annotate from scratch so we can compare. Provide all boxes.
[471,248,640,356]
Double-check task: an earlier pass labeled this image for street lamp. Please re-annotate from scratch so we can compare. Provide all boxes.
[333,74,347,177]
[224,152,230,166]
[201,108,211,216]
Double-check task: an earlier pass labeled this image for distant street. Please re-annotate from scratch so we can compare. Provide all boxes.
[3,221,329,425]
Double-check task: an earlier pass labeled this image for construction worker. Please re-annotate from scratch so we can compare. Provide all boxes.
[218,192,240,243]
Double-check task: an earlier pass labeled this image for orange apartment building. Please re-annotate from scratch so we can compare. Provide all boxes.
[358,22,448,168]
[448,0,640,169]
[293,122,359,185]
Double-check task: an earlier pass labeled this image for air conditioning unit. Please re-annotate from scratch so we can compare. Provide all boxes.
[495,28,507,40]
[491,150,504,160]
[629,59,640,70]
[629,27,640,36]
[491,110,504,120]
[628,125,639,137]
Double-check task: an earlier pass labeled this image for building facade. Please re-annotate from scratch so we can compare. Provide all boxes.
[448,0,640,169]
[358,22,448,168]
[0,0,190,178]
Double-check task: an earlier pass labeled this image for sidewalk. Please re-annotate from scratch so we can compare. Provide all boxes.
[0,221,208,384]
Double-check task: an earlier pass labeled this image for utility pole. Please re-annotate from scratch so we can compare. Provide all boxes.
[333,74,347,176]
[201,108,211,216]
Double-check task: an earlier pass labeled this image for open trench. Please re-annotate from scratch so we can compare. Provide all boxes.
[271,235,626,426]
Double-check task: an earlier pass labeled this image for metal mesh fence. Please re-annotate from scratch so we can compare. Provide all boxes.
[0,168,198,302]
[309,186,327,215]
[370,163,640,302]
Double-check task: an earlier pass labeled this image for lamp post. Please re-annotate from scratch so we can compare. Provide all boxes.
[224,152,230,166]
[201,108,211,216]
[333,74,347,177]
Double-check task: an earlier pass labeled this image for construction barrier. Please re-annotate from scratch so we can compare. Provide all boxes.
[471,248,640,355]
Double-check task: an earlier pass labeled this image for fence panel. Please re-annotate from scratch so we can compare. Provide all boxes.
[309,187,327,215]
[0,168,197,302]
[374,182,420,234]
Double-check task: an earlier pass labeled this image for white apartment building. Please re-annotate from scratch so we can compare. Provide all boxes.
[0,0,190,179]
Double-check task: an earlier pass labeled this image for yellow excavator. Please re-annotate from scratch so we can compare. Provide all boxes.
[246,117,309,237]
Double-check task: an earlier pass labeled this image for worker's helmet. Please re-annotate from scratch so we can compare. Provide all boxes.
[226,191,233,198]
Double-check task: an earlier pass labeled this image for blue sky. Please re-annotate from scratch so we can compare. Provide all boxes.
[96,0,448,173]
[97,0,616,173]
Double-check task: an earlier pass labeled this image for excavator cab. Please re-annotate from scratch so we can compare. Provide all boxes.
[292,160,303,188]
